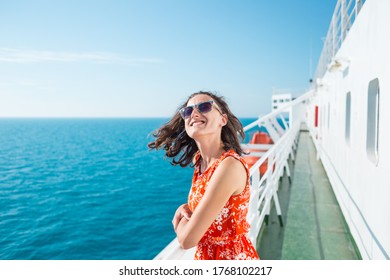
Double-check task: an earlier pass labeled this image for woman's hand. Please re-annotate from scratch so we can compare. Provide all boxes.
[172,203,192,232]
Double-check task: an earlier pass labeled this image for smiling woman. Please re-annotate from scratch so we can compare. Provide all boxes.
[148,91,259,260]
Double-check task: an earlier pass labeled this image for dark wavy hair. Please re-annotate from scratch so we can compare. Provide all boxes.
[148,91,245,167]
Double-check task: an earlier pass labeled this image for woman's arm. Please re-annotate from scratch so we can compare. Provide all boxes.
[175,157,247,249]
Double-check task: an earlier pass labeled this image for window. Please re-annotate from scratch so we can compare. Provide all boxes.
[345,92,351,146]
[366,78,380,165]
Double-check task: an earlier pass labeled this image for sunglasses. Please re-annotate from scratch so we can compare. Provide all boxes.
[179,100,222,119]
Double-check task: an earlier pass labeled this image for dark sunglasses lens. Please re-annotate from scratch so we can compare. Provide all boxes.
[198,102,212,113]
[182,107,193,118]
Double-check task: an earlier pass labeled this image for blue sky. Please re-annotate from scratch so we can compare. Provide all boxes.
[0,0,336,118]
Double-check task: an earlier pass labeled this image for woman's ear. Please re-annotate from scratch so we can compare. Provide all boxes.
[221,114,228,127]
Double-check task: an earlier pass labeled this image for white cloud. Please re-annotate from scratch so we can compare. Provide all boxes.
[0,48,164,64]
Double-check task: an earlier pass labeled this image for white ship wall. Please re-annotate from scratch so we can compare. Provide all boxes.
[308,0,390,259]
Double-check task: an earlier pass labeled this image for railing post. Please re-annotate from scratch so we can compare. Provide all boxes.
[248,168,260,244]
[357,0,363,14]
[342,0,349,39]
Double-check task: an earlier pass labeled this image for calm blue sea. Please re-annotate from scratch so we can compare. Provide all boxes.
[0,118,256,260]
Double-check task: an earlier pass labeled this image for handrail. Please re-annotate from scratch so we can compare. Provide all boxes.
[245,121,301,244]
[314,0,366,81]
[243,89,315,132]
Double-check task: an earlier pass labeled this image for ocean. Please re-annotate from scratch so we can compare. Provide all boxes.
[0,118,256,260]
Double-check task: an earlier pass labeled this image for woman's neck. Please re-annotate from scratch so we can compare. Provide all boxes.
[195,136,225,172]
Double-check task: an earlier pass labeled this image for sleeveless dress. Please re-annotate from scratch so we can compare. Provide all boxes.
[188,149,260,260]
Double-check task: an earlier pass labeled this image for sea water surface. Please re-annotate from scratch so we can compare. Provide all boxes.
[0,118,256,259]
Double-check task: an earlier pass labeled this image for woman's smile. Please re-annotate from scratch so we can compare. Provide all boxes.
[190,119,206,127]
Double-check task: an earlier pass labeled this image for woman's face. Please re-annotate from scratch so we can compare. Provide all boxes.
[183,94,227,140]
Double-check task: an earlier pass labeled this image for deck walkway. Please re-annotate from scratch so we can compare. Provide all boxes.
[257,127,361,259]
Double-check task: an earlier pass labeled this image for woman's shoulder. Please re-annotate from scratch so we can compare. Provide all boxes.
[219,150,250,178]
[214,151,249,195]
[218,150,248,173]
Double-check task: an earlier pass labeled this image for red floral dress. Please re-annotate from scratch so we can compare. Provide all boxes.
[188,150,260,260]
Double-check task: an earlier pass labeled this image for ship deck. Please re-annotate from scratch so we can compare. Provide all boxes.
[257,126,361,259]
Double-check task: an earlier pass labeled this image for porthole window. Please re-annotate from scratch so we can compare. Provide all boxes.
[366,78,380,165]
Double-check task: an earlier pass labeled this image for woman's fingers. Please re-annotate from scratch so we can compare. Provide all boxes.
[181,204,192,220]
[172,203,193,231]
[172,204,186,231]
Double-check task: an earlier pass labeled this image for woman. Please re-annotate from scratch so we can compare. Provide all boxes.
[148,91,259,260]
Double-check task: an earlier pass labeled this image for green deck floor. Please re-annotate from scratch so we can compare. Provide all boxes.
[257,128,361,260]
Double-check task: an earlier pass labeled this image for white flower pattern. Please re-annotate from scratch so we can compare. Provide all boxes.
[188,150,260,260]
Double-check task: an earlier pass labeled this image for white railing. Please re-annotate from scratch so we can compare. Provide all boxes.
[314,0,366,80]
[154,89,314,260]
[243,120,300,244]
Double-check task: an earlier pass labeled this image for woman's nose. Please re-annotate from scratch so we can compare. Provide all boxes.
[191,107,201,118]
